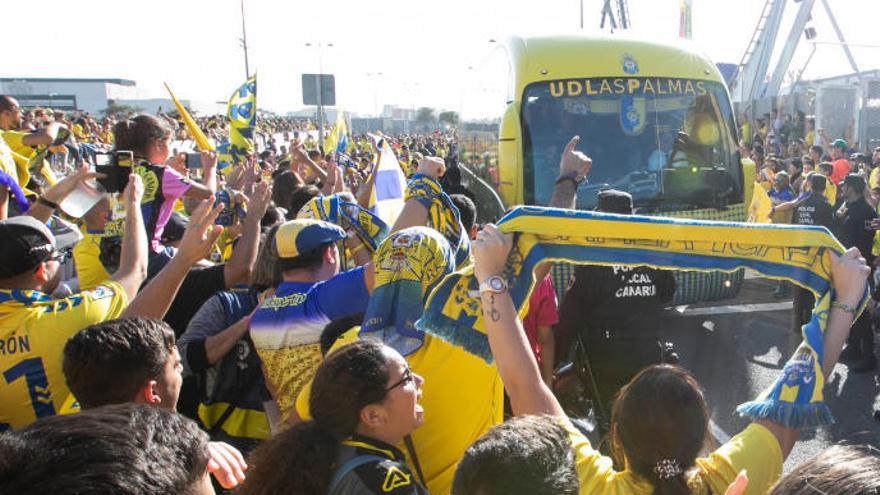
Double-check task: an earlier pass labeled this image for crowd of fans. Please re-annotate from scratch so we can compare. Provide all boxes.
[744,107,880,372]
[0,91,878,495]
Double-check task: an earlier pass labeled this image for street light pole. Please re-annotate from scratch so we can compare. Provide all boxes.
[306,42,334,145]
[240,0,250,78]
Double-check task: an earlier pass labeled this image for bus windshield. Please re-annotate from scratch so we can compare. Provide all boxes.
[521,77,742,211]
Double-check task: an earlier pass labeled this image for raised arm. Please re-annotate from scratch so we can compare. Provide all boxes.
[756,248,868,459]
[21,122,65,147]
[389,156,445,234]
[472,224,565,417]
[223,181,272,288]
[122,200,223,318]
[109,174,149,300]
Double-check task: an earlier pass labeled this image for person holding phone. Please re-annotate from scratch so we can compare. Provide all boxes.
[112,115,216,277]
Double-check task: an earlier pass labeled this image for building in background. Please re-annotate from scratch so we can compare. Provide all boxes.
[0,77,218,116]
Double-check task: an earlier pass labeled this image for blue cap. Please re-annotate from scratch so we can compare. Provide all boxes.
[275,219,346,259]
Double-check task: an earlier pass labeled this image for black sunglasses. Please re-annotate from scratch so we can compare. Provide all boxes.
[385,367,415,392]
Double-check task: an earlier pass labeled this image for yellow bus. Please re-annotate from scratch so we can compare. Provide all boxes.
[462,35,755,303]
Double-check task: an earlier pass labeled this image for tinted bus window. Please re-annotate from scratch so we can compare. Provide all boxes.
[521,77,742,211]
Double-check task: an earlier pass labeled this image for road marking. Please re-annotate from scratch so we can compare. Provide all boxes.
[709,418,732,444]
[678,301,792,316]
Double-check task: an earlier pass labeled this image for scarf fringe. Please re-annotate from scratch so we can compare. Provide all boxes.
[736,400,834,429]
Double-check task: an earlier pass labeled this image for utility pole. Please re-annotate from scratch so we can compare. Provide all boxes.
[240,0,250,78]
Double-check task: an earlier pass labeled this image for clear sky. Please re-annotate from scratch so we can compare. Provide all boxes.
[3,0,877,116]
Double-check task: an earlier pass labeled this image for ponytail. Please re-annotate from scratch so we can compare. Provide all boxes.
[240,420,340,495]
[112,114,171,159]
[611,365,710,495]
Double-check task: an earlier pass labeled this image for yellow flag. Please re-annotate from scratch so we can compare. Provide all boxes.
[748,181,773,223]
[164,82,214,152]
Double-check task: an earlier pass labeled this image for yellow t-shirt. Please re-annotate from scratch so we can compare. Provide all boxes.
[296,332,504,495]
[1,130,35,188]
[567,420,783,495]
[0,137,18,183]
[824,181,837,206]
[0,282,129,430]
[73,230,111,290]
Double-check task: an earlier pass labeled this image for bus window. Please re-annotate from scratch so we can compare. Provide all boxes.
[521,77,741,212]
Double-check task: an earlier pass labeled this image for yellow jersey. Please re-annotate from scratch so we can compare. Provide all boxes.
[73,230,111,290]
[296,332,504,495]
[0,282,128,431]
[567,420,783,495]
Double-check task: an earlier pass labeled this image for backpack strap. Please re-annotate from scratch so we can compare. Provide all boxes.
[328,454,388,494]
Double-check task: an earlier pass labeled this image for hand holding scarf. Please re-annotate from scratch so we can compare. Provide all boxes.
[416,205,869,428]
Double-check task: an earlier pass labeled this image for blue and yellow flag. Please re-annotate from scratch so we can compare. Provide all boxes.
[218,75,257,175]
[416,206,868,428]
[323,112,348,155]
[297,194,389,253]
[405,174,471,269]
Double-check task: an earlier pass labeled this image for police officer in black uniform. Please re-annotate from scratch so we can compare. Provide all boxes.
[836,174,877,372]
[790,173,836,332]
[555,189,676,428]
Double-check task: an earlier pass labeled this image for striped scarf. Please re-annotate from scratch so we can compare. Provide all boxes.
[416,206,868,428]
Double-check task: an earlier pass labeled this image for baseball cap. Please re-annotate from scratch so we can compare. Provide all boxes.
[843,173,866,193]
[275,219,346,259]
[832,139,847,150]
[596,189,633,215]
[0,216,58,278]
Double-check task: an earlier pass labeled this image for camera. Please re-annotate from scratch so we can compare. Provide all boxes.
[185,152,203,169]
[95,151,134,193]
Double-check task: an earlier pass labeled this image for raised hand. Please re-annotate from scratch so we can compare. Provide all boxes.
[559,135,592,179]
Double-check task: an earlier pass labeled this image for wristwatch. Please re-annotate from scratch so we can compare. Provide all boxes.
[554,171,587,186]
[479,275,509,294]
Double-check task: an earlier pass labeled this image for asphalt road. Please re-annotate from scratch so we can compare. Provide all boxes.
[667,274,880,472]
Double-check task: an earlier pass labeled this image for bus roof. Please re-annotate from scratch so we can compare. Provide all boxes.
[506,35,726,99]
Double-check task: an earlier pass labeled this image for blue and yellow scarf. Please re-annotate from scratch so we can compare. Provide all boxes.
[298,194,389,253]
[405,174,471,269]
[416,206,868,428]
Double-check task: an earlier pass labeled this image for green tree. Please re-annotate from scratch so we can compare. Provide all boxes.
[438,111,459,125]
[415,107,436,124]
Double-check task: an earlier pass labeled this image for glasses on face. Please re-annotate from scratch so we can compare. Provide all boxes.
[385,367,416,392]
[48,249,71,264]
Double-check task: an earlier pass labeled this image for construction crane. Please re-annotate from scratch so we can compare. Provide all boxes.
[730,0,860,113]
[599,0,631,32]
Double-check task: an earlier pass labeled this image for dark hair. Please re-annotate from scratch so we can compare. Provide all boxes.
[0,95,16,113]
[113,114,172,158]
[319,313,364,355]
[452,415,578,495]
[63,317,176,409]
[240,340,391,495]
[272,171,304,218]
[611,365,709,495]
[811,144,825,155]
[809,173,827,193]
[288,185,322,220]
[277,242,332,272]
[451,194,476,233]
[770,444,880,494]
[819,161,835,175]
[0,403,209,495]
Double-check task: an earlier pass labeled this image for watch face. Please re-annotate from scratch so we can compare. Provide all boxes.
[490,277,505,291]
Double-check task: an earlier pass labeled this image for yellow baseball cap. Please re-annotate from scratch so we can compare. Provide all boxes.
[275,219,346,259]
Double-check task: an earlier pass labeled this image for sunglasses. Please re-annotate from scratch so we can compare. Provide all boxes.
[48,249,71,264]
[385,367,416,392]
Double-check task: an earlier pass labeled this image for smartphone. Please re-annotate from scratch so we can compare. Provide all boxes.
[95,151,134,193]
[185,152,203,169]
